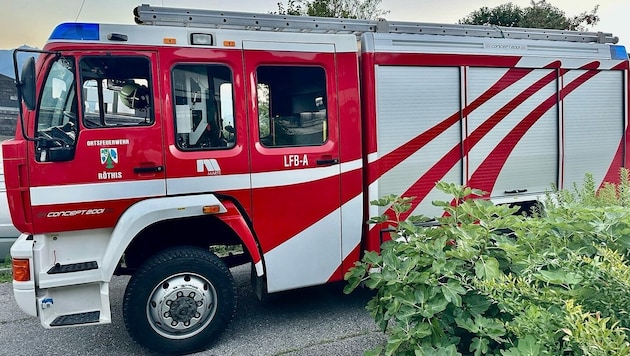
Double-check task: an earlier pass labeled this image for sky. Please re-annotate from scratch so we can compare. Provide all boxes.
[0,0,628,49]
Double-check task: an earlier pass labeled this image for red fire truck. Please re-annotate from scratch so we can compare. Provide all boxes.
[3,4,628,354]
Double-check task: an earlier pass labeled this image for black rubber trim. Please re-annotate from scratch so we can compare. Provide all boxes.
[50,311,100,326]
[47,261,98,274]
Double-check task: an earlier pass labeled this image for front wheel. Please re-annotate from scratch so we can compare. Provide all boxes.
[123,247,237,354]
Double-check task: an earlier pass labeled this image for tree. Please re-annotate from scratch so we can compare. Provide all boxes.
[276,0,302,16]
[276,0,389,19]
[458,3,523,27]
[460,0,599,31]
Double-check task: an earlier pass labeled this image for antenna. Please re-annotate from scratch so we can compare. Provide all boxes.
[75,0,87,22]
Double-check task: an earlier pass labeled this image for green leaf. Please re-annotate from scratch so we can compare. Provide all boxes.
[477,317,506,340]
[441,280,466,307]
[364,272,383,289]
[363,251,382,265]
[365,346,384,356]
[343,264,367,294]
[515,335,541,355]
[463,294,492,317]
[411,321,433,339]
[368,215,389,224]
[384,335,406,356]
[370,195,397,207]
[425,296,449,317]
[439,344,460,356]
[414,344,460,356]
[534,269,571,285]
[500,347,522,356]
[493,234,520,254]
[470,337,489,356]
[474,256,501,279]
[343,277,361,294]
[382,250,401,270]
[455,316,479,333]
[414,287,426,304]
[408,215,432,224]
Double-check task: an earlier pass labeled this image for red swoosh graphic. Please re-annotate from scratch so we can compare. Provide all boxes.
[382,63,602,221]
[469,69,600,194]
[370,67,533,182]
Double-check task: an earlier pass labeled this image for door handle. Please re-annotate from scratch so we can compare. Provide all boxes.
[504,189,527,194]
[316,158,339,166]
[134,166,164,174]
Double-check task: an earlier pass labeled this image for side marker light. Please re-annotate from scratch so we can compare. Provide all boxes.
[202,205,221,214]
[12,258,30,282]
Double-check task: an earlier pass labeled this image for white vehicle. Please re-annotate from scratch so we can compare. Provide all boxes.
[0,139,19,261]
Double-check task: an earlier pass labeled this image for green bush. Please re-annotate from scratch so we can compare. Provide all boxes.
[345,172,630,355]
[0,257,11,283]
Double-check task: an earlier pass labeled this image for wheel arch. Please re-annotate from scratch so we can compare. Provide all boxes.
[100,194,263,280]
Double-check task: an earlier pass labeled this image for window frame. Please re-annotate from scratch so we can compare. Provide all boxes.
[79,55,155,129]
[171,63,236,151]
[255,65,329,149]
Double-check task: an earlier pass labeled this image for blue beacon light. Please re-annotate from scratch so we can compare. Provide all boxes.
[49,23,100,41]
[610,45,628,60]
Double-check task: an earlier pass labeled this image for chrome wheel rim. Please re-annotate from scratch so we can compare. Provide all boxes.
[146,272,218,339]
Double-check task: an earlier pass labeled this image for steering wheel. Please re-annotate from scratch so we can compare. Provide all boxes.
[62,110,77,124]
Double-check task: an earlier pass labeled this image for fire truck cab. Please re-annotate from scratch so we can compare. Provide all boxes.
[2,4,628,354]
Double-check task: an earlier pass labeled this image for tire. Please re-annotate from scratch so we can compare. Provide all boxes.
[123,247,237,354]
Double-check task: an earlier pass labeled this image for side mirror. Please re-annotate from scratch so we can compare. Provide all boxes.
[20,57,36,111]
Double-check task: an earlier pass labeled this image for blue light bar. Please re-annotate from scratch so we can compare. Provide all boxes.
[610,45,628,60]
[49,23,100,41]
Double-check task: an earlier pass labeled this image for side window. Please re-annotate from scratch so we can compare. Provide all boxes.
[80,57,153,128]
[36,56,78,162]
[257,66,327,147]
[172,64,235,150]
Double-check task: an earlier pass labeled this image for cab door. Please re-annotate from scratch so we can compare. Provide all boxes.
[27,51,165,233]
[244,43,342,293]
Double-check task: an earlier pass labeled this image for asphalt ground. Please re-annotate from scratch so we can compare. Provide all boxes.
[0,264,387,355]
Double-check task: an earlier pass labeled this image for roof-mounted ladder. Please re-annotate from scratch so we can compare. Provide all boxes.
[133,4,619,44]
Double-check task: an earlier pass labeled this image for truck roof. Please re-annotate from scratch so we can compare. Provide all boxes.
[46,21,358,53]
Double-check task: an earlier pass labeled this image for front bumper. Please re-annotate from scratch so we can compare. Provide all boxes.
[10,233,37,317]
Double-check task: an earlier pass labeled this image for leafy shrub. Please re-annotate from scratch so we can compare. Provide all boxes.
[0,257,12,283]
[345,171,630,355]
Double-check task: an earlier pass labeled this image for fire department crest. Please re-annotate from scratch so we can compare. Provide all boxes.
[100,148,118,169]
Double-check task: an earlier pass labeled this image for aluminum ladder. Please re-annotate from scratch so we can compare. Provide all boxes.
[133,4,618,44]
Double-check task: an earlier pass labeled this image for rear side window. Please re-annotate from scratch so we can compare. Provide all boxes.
[172,64,235,150]
[80,56,153,128]
[256,66,328,147]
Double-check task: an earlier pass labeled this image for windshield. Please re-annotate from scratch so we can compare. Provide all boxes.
[38,57,77,134]
[35,56,78,161]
